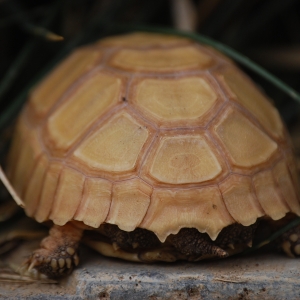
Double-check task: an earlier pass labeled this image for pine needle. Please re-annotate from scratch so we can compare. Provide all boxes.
[242,217,300,254]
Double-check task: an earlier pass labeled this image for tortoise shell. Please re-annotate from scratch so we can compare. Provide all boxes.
[7,32,300,244]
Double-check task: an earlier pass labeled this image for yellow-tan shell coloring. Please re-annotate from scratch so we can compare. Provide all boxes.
[7,32,300,243]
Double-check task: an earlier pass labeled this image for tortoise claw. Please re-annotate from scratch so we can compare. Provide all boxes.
[20,247,79,279]
[20,256,48,280]
[27,258,38,272]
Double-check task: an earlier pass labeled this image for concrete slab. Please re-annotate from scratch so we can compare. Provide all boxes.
[0,240,299,300]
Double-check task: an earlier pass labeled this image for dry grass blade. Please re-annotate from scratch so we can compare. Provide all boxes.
[0,271,57,283]
[0,166,24,207]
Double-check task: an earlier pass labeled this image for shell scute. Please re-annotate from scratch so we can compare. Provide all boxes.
[109,46,213,72]
[72,110,151,178]
[97,32,191,48]
[35,162,62,223]
[50,167,85,226]
[10,125,42,197]
[218,67,284,139]
[6,115,29,180]
[44,72,124,157]
[74,177,112,228]
[131,76,220,128]
[285,152,300,192]
[140,186,234,242]
[145,134,223,185]
[72,111,152,176]
[24,154,48,217]
[273,160,300,215]
[29,48,103,121]
[213,108,278,168]
[106,179,152,232]
[219,175,264,226]
[253,170,289,220]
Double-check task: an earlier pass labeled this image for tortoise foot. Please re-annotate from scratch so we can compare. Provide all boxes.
[20,223,83,279]
[280,224,300,258]
[21,246,80,279]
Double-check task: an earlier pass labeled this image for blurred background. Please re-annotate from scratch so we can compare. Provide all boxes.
[0,0,300,123]
[0,0,300,131]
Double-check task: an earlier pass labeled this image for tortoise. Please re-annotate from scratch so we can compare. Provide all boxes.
[5,32,300,279]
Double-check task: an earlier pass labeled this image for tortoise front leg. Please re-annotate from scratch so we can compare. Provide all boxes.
[21,223,83,279]
[280,224,300,258]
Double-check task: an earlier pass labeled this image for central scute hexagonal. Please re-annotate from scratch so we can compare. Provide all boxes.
[133,77,217,126]
[148,135,222,184]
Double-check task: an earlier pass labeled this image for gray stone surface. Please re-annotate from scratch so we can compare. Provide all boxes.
[0,241,300,300]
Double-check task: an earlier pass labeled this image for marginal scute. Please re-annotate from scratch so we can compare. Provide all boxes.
[214,109,278,168]
[35,162,63,223]
[110,46,213,72]
[29,48,102,119]
[220,67,283,138]
[106,179,152,231]
[72,111,149,173]
[285,153,300,197]
[148,135,222,184]
[202,46,233,63]
[50,168,85,226]
[219,175,264,226]
[133,77,217,126]
[98,32,190,48]
[10,128,42,197]
[273,160,300,215]
[45,72,123,156]
[253,170,289,220]
[6,115,29,180]
[74,178,112,228]
[24,154,48,217]
[140,187,234,242]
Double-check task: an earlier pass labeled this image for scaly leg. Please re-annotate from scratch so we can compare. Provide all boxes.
[21,223,83,279]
